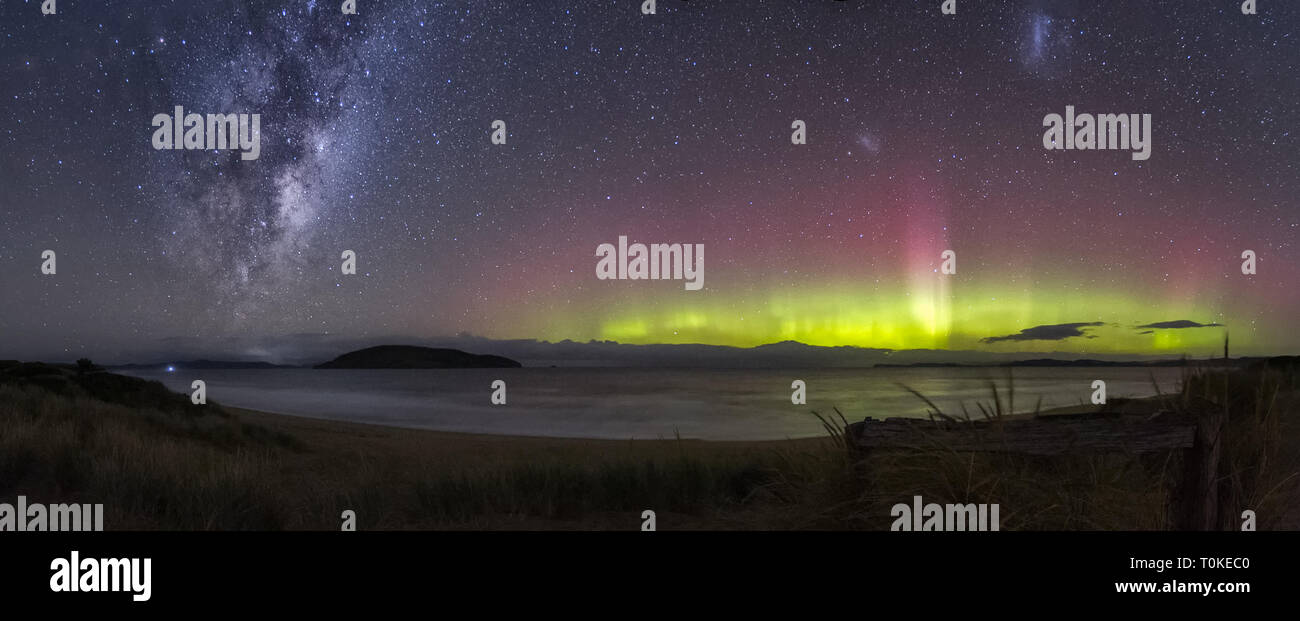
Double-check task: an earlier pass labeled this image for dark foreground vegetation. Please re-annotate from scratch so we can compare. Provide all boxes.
[0,358,1296,529]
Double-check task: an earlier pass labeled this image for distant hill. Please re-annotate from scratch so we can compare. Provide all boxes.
[875,357,1294,369]
[875,358,1194,368]
[111,360,297,370]
[314,345,522,369]
[0,360,226,414]
[1005,358,1189,367]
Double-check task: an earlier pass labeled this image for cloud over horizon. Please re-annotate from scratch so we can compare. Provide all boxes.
[981,322,1105,344]
[1135,320,1225,330]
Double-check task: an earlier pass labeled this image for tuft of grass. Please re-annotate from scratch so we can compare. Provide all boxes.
[850,364,1300,530]
[0,359,1295,530]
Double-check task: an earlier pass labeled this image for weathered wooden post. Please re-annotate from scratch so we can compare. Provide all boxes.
[1169,409,1226,530]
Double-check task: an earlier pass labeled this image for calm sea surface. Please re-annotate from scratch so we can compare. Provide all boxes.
[123,367,1186,441]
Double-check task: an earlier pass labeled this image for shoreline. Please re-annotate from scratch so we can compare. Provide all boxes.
[224,397,1141,455]
[138,365,1185,444]
[225,405,834,459]
[4,360,1293,529]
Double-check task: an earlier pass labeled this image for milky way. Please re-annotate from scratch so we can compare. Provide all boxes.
[0,1,1296,362]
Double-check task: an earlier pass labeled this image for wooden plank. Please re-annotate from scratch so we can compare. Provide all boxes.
[845,414,1196,457]
[1169,410,1226,530]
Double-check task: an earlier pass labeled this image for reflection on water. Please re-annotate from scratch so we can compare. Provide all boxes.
[124,367,1186,441]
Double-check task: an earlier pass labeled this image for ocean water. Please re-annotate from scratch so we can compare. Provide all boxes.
[123,367,1187,441]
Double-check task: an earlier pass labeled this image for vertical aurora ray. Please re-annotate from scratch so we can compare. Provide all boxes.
[0,1,1294,363]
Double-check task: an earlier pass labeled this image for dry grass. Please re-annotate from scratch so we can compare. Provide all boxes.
[790,362,1300,530]
[0,359,1295,530]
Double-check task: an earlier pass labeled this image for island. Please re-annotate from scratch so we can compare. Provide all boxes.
[313,345,522,369]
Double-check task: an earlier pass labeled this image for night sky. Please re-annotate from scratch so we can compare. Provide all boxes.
[1,0,1296,363]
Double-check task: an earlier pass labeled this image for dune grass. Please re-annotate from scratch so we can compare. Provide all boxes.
[815,362,1300,530]
[0,359,1295,530]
